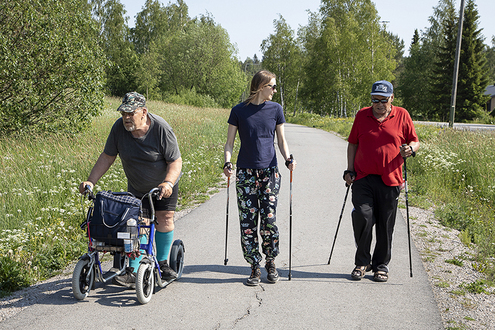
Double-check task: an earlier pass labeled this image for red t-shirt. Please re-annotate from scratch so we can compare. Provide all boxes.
[347,106,419,186]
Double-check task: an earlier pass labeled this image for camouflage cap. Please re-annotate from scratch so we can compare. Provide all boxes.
[117,92,146,112]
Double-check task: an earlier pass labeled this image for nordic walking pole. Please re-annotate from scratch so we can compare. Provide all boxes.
[327,183,350,265]
[224,174,230,266]
[288,154,294,280]
[402,144,414,277]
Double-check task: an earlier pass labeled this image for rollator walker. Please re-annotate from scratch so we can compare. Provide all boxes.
[72,186,185,304]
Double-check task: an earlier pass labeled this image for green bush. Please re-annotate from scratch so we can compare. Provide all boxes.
[163,87,220,108]
[436,204,475,233]
[0,0,105,135]
[0,256,31,297]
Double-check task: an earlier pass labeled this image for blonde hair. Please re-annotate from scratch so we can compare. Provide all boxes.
[244,70,276,105]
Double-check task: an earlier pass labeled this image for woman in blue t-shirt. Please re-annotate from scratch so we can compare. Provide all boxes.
[223,70,297,286]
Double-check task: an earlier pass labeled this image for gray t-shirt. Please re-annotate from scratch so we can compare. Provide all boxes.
[104,113,181,197]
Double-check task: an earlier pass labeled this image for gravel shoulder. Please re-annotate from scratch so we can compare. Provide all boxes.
[400,205,495,330]
[1,203,493,329]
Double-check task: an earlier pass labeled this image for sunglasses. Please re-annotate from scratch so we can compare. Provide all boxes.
[371,98,390,103]
[266,84,277,90]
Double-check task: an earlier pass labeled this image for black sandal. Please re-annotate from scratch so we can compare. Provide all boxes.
[350,264,372,280]
[373,270,388,282]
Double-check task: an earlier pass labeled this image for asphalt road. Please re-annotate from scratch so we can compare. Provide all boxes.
[0,124,444,330]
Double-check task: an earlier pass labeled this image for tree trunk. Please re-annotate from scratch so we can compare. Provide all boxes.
[293,79,300,116]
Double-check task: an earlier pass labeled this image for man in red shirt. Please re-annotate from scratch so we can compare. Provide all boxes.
[344,80,419,282]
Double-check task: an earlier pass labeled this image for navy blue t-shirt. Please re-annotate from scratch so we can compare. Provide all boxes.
[228,101,286,169]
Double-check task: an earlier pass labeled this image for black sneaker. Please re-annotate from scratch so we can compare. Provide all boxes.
[158,260,178,281]
[246,264,261,286]
[265,259,279,283]
[113,267,136,289]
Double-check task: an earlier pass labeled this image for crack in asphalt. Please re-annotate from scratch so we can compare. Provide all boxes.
[230,285,265,329]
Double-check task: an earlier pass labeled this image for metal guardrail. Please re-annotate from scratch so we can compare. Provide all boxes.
[415,121,495,131]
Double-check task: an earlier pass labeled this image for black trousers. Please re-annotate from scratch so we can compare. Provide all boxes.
[351,175,400,273]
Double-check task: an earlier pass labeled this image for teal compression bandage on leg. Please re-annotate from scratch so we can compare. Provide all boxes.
[129,235,147,272]
[155,230,174,262]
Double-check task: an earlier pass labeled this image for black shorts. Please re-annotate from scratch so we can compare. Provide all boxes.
[141,182,179,214]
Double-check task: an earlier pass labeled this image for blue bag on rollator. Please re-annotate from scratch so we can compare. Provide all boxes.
[88,191,142,246]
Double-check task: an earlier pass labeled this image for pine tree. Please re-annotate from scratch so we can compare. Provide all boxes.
[455,0,489,121]
[398,30,435,119]
[429,0,457,121]
[484,37,495,84]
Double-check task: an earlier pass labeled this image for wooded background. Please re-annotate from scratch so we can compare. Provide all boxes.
[1,0,494,134]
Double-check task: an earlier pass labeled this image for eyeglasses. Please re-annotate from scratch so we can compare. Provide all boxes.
[371,98,390,103]
[266,84,277,90]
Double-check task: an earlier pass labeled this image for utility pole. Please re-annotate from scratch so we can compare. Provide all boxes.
[449,0,466,128]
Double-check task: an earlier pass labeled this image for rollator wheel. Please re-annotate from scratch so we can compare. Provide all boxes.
[136,262,155,304]
[169,239,185,280]
[72,258,95,300]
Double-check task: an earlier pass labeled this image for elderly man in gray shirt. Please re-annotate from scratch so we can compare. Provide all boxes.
[79,92,182,286]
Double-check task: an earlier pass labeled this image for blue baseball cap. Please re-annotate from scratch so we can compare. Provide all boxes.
[371,80,393,97]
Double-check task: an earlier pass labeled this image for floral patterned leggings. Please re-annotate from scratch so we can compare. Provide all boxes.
[236,167,281,266]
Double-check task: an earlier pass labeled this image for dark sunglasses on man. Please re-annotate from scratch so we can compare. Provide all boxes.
[371,98,390,103]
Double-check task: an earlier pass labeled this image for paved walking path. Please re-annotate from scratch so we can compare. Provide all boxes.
[0,124,443,329]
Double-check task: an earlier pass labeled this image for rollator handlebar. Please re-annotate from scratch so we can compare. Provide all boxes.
[145,187,162,223]
[84,185,95,200]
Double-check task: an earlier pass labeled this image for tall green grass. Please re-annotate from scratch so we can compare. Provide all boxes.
[0,97,233,296]
[287,113,495,279]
